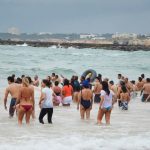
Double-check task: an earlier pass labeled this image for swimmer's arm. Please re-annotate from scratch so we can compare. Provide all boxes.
[39,92,45,105]
[93,84,97,93]
[32,89,35,110]
[140,85,145,96]
[4,88,9,110]
[77,92,81,110]
[99,96,104,108]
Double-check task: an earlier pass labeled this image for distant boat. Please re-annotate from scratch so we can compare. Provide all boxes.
[16,43,28,47]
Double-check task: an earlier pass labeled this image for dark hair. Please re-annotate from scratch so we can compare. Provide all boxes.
[15,77,22,84]
[81,76,85,81]
[131,80,135,84]
[7,76,14,82]
[146,78,150,83]
[55,81,59,86]
[102,81,110,95]
[138,77,142,82]
[12,74,15,78]
[109,80,114,85]
[120,81,125,86]
[26,76,32,84]
[64,79,70,87]
[121,85,127,93]
[55,75,59,79]
[42,79,51,88]
[52,73,55,76]
[21,75,25,79]
[74,76,78,80]
[141,74,145,79]
[118,74,122,77]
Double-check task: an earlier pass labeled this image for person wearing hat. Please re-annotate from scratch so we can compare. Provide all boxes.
[77,81,93,119]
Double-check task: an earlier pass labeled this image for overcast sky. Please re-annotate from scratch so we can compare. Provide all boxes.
[0,0,150,34]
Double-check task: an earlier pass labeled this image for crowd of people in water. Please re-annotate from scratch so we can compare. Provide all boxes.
[3,72,150,126]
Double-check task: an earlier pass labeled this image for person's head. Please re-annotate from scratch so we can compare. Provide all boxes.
[141,74,145,79]
[63,79,70,87]
[52,73,55,77]
[95,77,100,82]
[21,75,25,79]
[55,81,59,86]
[103,78,109,82]
[124,77,128,83]
[121,85,127,93]
[26,76,32,84]
[47,76,51,81]
[109,80,114,85]
[82,80,89,89]
[131,80,135,85]
[7,76,14,84]
[34,75,38,80]
[118,74,122,79]
[12,74,15,79]
[80,76,85,82]
[74,76,78,81]
[120,81,125,87]
[15,77,22,84]
[138,77,142,82]
[55,75,59,79]
[146,78,150,83]
[102,81,110,95]
[42,79,51,88]
[98,74,102,79]
[22,77,29,87]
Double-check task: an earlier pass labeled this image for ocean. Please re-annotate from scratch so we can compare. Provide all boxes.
[0,45,150,150]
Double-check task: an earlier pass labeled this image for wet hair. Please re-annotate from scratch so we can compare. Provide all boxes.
[146,78,150,83]
[138,77,142,82]
[120,81,125,86]
[102,81,110,95]
[121,85,127,93]
[63,79,70,87]
[26,76,32,84]
[118,74,122,78]
[95,77,100,82]
[12,74,15,78]
[52,73,55,77]
[7,76,14,83]
[15,77,22,84]
[74,76,78,80]
[55,75,59,79]
[131,80,135,84]
[55,81,59,86]
[42,79,51,88]
[21,75,25,79]
[22,77,29,87]
[109,80,114,85]
[141,74,145,79]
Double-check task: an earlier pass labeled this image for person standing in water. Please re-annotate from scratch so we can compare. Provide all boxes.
[53,81,62,106]
[97,81,115,125]
[4,76,21,118]
[33,75,39,87]
[16,77,35,125]
[62,79,73,106]
[120,85,130,110]
[39,80,54,124]
[77,81,93,119]
[93,77,102,103]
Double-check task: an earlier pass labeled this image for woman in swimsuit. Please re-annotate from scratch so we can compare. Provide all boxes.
[53,81,62,106]
[16,77,35,126]
[77,81,93,119]
[97,81,115,125]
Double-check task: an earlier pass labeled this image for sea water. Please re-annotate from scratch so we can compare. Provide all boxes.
[0,45,150,150]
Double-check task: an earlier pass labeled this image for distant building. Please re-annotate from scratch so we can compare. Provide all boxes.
[80,34,96,39]
[112,33,137,39]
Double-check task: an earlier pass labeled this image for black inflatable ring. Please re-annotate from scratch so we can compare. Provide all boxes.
[82,69,97,82]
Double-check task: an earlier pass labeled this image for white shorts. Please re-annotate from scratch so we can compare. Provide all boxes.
[62,96,72,104]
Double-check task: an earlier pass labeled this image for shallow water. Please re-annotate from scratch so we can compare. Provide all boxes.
[0,45,150,150]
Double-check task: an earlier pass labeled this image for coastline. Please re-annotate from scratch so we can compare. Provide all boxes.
[0,39,150,51]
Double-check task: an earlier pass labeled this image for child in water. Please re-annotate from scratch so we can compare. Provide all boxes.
[120,86,130,110]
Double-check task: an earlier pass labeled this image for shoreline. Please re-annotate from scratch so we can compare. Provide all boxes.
[0,39,150,51]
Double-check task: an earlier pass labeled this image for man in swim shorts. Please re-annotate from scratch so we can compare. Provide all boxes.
[4,76,21,117]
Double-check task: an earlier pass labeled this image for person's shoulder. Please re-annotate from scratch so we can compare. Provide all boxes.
[101,90,106,95]
[110,90,115,95]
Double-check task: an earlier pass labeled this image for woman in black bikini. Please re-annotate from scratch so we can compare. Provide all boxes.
[77,81,93,119]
